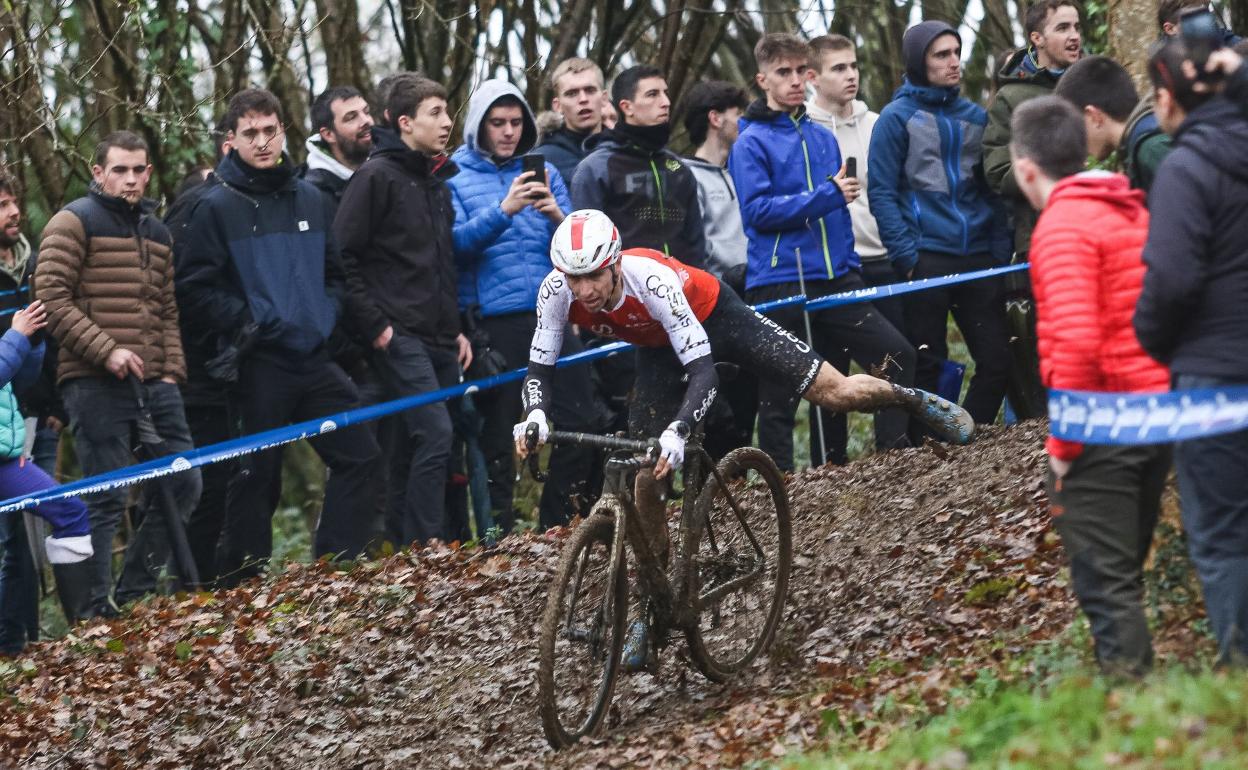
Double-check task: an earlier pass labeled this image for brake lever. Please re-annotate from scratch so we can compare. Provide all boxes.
[525,423,549,482]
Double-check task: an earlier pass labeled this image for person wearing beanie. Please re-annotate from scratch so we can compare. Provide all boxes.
[869,21,1014,435]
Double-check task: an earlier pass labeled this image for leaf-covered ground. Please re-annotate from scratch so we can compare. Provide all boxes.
[0,423,1141,768]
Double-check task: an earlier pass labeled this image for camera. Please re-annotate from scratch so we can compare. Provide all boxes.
[1179,8,1225,81]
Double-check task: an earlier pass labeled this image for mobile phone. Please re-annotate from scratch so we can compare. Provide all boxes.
[1180,8,1224,79]
[522,154,547,193]
[845,157,857,179]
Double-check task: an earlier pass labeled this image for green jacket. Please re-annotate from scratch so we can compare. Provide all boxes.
[983,48,1063,256]
[1117,94,1172,194]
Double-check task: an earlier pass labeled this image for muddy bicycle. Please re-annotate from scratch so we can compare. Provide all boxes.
[529,427,792,749]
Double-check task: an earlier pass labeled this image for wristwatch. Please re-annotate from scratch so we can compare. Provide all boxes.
[668,420,691,440]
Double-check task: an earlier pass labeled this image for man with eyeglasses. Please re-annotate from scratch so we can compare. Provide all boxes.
[176,88,382,587]
[35,130,201,621]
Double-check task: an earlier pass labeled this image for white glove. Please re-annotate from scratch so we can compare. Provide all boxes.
[513,408,550,445]
[658,422,687,471]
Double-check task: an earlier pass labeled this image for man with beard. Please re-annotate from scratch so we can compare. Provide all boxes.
[36,131,201,619]
[303,86,374,214]
[538,58,608,187]
[570,64,707,268]
[176,89,381,585]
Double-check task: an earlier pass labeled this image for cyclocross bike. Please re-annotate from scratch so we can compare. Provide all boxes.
[529,426,792,749]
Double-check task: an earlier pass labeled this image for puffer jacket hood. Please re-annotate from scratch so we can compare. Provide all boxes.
[304,136,354,182]
[995,47,1068,87]
[903,21,961,87]
[1046,171,1147,220]
[462,79,537,161]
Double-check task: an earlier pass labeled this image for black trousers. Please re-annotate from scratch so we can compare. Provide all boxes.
[218,354,381,586]
[1048,443,1171,676]
[746,272,915,471]
[478,313,599,530]
[182,395,239,585]
[905,252,1011,428]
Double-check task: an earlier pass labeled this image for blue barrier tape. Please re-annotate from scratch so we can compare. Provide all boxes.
[1049,387,1248,445]
[0,261,1028,514]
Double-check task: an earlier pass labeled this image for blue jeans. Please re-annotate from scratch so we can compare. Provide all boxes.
[1174,373,1248,664]
[62,378,202,614]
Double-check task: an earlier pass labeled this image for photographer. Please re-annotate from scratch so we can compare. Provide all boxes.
[1134,37,1248,665]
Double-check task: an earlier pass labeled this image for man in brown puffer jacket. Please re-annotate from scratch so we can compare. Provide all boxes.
[35,130,201,623]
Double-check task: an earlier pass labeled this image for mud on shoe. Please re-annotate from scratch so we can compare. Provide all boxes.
[895,386,975,445]
[621,618,650,673]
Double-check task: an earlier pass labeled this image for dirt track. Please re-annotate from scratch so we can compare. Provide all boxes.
[0,422,1082,768]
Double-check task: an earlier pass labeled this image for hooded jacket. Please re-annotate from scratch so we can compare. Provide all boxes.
[36,185,185,383]
[1030,172,1169,461]
[175,150,344,358]
[448,79,572,316]
[729,100,856,290]
[334,125,461,347]
[682,155,748,279]
[0,329,44,459]
[538,127,593,187]
[805,98,886,260]
[983,47,1066,255]
[1135,96,1248,379]
[0,235,64,422]
[301,135,355,211]
[570,124,707,267]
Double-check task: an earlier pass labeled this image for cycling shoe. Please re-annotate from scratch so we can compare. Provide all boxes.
[896,386,975,445]
[621,619,650,672]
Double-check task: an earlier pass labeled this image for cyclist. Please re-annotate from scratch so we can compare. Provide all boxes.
[514,208,973,668]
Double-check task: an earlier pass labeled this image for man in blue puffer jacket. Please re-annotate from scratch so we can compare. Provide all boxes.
[869,20,1013,430]
[449,79,601,531]
[730,33,916,470]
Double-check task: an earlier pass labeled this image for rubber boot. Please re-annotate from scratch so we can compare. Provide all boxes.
[51,560,96,627]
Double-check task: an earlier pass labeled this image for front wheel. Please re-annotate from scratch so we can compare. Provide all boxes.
[537,511,628,749]
[684,447,792,682]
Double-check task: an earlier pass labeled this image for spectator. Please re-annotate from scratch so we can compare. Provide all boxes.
[984,0,1083,257]
[680,79,757,459]
[448,78,599,531]
[1012,96,1170,677]
[572,64,707,267]
[601,101,619,130]
[534,110,563,145]
[334,77,471,546]
[0,177,73,652]
[1135,40,1248,665]
[36,130,201,620]
[806,34,902,331]
[1158,0,1240,44]
[1055,55,1171,193]
[538,58,606,185]
[166,124,235,586]
[869,21,1013,431]
[0,300,94,653]
[731,33,915,469]
[302,86,374,211]
[176,89,381,586]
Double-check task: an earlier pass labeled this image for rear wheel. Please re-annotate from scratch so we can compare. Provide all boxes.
[684,447,791,682]
[537,510,628,748]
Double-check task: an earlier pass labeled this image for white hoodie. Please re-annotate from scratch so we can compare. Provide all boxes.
[304,135,355,182]
[805,99,886,261]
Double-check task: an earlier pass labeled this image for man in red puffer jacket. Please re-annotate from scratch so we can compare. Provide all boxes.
[1010,96,1171,677]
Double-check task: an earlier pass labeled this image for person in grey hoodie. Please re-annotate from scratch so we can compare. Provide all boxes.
[680,79,756,458]
[806,34,899,330]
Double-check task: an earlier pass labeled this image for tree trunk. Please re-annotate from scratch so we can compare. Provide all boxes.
[313,0,372,93]
[1108,0,1160,91]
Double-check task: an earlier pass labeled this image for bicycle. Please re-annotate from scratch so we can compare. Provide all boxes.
[530,427,792,749]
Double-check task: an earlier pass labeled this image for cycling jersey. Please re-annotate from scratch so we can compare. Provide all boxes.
[525,249,720,429]
[530,249,721,365]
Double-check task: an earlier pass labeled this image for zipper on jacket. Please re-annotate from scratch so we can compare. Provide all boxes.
[648,159,670,256]
[794,115,834,279]
[770,233,782,267]
[938,108,970,255]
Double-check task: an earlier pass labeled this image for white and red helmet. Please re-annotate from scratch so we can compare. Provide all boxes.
[550,209,622,275]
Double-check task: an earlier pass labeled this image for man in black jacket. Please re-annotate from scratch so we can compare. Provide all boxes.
[1134,40,1248,665]
[334,76,472,546]
[176,89,381,586]
[571,64,708,267]
[538,58,607,185]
